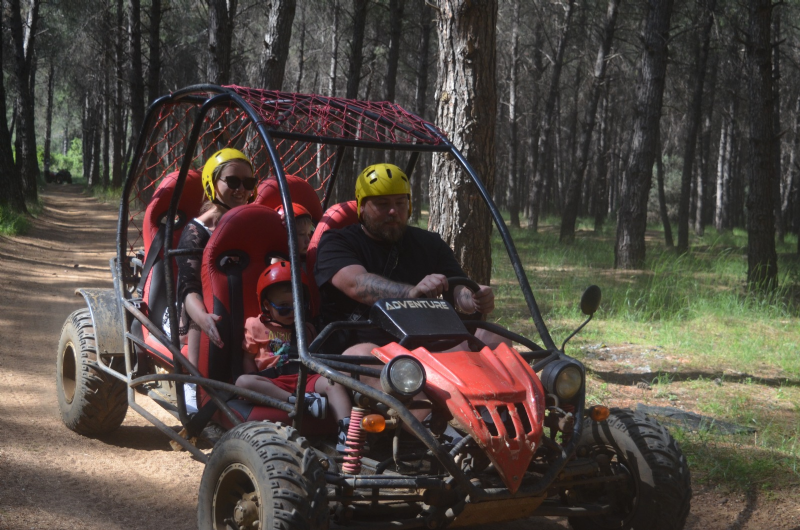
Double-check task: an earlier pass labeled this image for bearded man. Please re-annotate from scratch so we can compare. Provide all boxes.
[314,163,497,354]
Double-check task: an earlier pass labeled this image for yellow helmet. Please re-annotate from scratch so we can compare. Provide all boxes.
[201,148,254,202]
[355,163,412,217]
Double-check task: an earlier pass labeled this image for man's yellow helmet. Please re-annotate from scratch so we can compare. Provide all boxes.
[355,163,412,217]
[201,148,254,202]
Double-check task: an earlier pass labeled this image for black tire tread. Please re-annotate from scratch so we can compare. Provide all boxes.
[569,407,691,530]
[56,308,128,436]
[199,422,328,530]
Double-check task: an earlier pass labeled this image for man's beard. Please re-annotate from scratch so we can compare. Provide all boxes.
[362,214,407,243]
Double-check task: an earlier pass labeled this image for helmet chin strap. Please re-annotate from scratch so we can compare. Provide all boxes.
[259,312,294,329]
[212,197,231,211]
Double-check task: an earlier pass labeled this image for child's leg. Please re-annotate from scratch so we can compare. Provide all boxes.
[236,374,292,401]
[314,377,352,422]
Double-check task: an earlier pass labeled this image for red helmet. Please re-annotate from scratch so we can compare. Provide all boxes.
[276,202,312,220]
[255,261,310,311]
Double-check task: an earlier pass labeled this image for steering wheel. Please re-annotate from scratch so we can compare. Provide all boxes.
[442,276,483,321]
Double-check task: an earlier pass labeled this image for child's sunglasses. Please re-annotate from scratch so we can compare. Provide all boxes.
[220,176,257,191]
[267,299,294,316]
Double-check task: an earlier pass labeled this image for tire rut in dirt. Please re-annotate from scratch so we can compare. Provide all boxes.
[198,421,329,530]
[569,407,692,530]
[56,308,128,436]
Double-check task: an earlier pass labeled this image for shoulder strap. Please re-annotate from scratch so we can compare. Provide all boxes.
[136,226,166,297]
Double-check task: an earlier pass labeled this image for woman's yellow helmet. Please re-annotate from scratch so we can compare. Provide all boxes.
[201,148,254,202]
[355,163,412,217]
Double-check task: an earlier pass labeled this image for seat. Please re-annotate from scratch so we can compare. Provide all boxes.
[306,200,359,280]
[138,169,204,366]
[254,174,324,223]
[198,203,336,432]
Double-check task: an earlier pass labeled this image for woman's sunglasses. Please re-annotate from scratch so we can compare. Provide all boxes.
[220,176,257,191]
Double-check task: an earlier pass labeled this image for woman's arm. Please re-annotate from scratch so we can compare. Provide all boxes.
[183,292,224,347]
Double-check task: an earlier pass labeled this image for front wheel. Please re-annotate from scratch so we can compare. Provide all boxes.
[568,408,691,530]
[56,308,128,436]
[198,422,329,530]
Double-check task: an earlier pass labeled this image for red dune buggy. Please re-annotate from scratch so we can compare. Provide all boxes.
[55,85,691,529]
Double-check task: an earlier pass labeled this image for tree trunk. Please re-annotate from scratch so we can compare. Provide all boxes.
[788,95,800,250]
[696,49,718,234]
[112,0,124,188]
[593,86,610,231]
[43,61,54,175]
[715,94,735,232]
[771,10,783,243]
[207,0,237,85]
[9,0,41,203]
[295,3,306,91]
[560,0,620,242]
[259,0,296,90]
[429,0,497,284]
[744,0,778,291]
[410,0,431,225]
[656,129,673,247]
[129,0,144,147]
[384,0,404,102]
[614,0,674,269]
[0,4,25,212]
[147,0,161,103]
[507,0,521,229]
[328,0,340,96]
[528,0,575,232]
[332,0,368,204]
[676,0,715,253]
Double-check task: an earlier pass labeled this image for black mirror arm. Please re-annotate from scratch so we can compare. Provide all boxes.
[560,314,593,352]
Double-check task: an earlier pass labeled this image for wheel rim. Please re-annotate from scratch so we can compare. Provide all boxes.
[212,463,261,530]
[60,342,78,404]
[574,447,638,527]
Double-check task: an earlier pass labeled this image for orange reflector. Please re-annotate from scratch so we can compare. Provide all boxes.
[590,405,610,422]
[361,414,386,433]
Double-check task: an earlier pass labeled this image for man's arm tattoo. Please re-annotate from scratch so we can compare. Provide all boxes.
[353,273,413,304]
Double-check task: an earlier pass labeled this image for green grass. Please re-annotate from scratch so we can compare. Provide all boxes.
[487,216,800,494]
[87,185,123,204]
[0,201,42,236]
[0,204,30,235]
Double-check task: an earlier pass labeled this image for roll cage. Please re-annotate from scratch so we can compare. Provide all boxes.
[108,84,584,500]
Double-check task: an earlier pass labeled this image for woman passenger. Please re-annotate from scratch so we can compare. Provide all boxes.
[174,148,256,412]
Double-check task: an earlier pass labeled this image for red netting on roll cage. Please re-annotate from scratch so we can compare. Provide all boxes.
[125,87,444,259]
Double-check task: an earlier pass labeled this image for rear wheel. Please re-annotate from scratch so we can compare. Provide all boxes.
[198,422,329,530]
[568,408,691,530]
[56,308,128,435]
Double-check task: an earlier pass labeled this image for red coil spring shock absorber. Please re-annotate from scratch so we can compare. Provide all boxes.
[342,407,367,474]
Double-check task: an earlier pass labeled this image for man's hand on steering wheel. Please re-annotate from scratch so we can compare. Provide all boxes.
[454,284,495,314]
[409,274,448,299]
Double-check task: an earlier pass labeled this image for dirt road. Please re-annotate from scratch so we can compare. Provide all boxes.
[0,186,793,529]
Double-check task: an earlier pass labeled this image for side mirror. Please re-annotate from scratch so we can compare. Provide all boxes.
[580,285,602,316]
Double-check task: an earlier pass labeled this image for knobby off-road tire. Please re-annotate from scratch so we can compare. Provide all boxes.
[569,408,691,530]
[56,308,128,436]
[198,422,329,530]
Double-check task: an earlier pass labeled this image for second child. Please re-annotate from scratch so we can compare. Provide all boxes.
[236,261,353,449]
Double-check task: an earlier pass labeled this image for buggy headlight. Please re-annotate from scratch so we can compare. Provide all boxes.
[381,356,426,399]
[541,360,583,401]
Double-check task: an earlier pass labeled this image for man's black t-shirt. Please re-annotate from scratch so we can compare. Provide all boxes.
[314,223,465,351]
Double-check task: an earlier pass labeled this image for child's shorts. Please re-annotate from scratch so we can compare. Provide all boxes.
[255,371,322,394]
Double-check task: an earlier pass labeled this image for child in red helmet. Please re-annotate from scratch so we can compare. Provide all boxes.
[236,261,352,444]
[276,202,315,259]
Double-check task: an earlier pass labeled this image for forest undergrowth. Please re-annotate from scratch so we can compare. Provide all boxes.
[488,216,800,495]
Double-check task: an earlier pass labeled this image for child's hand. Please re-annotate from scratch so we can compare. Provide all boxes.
[199,313,224,347]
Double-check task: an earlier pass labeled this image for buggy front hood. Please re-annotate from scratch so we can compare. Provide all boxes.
[372,342,546,494]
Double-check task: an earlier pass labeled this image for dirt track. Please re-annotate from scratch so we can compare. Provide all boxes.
[0,186,796,529]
